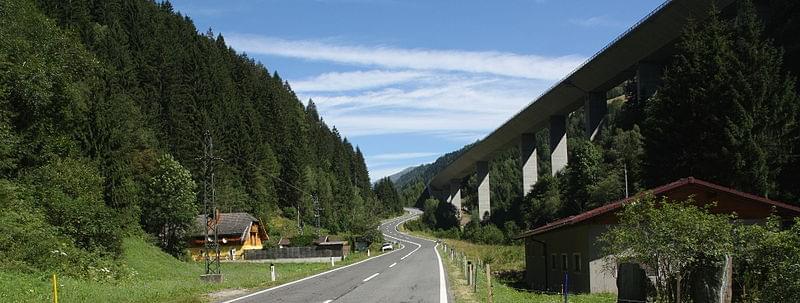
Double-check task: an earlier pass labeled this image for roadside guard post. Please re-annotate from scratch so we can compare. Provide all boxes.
[52,273,58,303]
[270,263,276,282]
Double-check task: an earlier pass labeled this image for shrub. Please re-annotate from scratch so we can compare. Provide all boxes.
[140,154,197,257]
[599,193,733,302]
[23,158,122,257]
[734,217,800,302]
[0,179,128,280]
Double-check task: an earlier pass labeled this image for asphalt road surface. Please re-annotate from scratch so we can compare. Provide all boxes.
[221,208,449,303]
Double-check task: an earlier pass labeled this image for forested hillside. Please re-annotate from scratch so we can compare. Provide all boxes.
[0,0,389,277]
[395,144,474,207]
[408,1,800,245]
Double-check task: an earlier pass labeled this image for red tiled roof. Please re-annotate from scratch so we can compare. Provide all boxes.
[514,177,800,239]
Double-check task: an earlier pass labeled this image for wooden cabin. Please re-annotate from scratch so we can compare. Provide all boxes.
[188,212,268,261]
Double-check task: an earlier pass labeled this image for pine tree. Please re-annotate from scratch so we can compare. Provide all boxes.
[643,2,799,196]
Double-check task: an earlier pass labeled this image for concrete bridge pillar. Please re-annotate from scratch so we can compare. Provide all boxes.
[476,161,491,221]
[549,115,568,176]
[637,62,663,102]
[448,179,462,218]
[520,133,538,195]
[585,92,607,140]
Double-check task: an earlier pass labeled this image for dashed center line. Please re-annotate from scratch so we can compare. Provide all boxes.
[363,273,380,282]
[389,262,397,268]
[322,300,333,303]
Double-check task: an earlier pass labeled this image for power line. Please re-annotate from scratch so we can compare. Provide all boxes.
[230,154,322,236]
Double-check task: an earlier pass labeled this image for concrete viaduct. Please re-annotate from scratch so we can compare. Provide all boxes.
[427,0,736,221]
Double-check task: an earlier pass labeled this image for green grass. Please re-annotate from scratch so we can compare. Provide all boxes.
[401,221,616,303]
[0,237,374,303]
[438,244,616,303]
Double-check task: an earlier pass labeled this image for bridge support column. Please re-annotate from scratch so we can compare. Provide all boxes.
[637,62,663,102]
[585,92,607,140]
[520,133,538,195]
[449,179,462,218]
[549,115,568,176]
[476,161,491,221]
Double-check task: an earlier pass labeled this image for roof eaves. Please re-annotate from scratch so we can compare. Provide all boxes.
[514,178,694,239]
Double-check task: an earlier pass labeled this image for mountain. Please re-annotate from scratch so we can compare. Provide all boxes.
[388,166,417,184]
[396,143,475,206]
[0,0,387,277]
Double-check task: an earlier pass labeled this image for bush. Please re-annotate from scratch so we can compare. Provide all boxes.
[140,154,197,257]
[461,221,507,244]
[290,234,318,246]
[23,158,122,257]
[599,193,733,302]
[403,219,428,232]
[0,179,128,280]
[734,217,800,302]
[434,227,462,240]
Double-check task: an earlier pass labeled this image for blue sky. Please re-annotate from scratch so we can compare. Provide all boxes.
[170,0,664,181]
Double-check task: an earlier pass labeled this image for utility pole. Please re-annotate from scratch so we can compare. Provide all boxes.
[200,131,224,281]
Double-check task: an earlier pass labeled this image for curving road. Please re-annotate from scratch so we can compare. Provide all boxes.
[221,208,449,303]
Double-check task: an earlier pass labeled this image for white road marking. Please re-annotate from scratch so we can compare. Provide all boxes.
[389,262,397,268]
[363,273,380,282]
[323,300,333,303]
[221,236,399,303]
[434,242,448,303]
[384,216,423,260]
[392,211,448,303]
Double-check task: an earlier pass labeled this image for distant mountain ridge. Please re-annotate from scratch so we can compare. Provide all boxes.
[394,143,477,206]
[388,166,417,183]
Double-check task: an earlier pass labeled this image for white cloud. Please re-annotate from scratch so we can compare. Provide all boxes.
[292,70,427,92]
[294,70,548,180]
[300,72,544,113]
[367,152,440,161]
[225,34,585,80]
[321,111,509,137]
[297,72,550,137]
[226,35,584,179]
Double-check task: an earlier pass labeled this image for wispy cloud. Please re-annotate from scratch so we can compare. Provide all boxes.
[222,35,584,180]
[299,71,542,112]
[367,152,440,161]
[225,34,585,80]
[569,15,623,28]
[292,70,427,92]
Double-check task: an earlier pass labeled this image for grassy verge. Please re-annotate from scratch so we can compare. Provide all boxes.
[401,221,616,303]
[1,237,376,303]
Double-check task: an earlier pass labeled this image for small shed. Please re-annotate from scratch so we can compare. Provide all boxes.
[515,177,800,295]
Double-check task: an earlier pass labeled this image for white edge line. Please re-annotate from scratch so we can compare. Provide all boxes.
[221,226,402,303]
[362,272,380,282]
[434,242,448,303]
[394,211,448,303]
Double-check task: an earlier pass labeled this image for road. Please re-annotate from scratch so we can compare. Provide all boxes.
[221,208,449,303]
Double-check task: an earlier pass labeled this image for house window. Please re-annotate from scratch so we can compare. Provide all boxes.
[573,253,582,273]
[551,254,557,270]
[561,254,568,271]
